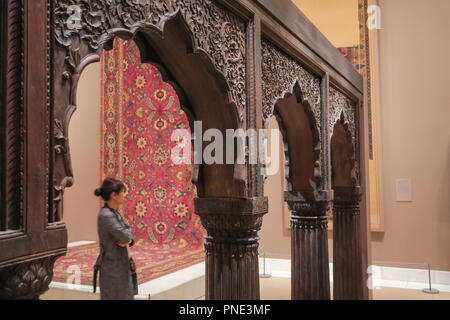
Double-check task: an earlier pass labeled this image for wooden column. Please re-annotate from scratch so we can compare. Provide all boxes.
[286,193,331,300]
[195,197,268,300]
[0,0,67,300]
[333,186,367,299]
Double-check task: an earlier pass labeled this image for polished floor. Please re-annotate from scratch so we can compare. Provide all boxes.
[198,277,450,300]
[260,277,450,300]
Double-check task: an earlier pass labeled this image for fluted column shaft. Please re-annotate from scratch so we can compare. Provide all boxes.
[195,197,268,300]
[287,198,331,300]
[333,187,366,300]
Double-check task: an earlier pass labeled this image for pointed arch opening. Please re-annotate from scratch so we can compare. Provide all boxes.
[271,81,322,199]
[50,8,248,298]
[51,11,247,226]
[258,80,323,285]
[330,113,358,189]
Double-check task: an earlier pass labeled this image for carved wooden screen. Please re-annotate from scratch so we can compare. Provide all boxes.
[0,0,370,300]
[291,0,381,230]
[0,0,24,233]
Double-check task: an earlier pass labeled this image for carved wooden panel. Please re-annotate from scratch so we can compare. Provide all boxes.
[0,0,24,232]
[261,39,323,193]
[329,87,359,187]
[54,0,247,121]
[329,86,357,144]
[261,39,321,136]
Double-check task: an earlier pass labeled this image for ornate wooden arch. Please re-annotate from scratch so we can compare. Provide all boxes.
[261,40,321,139]
[261,38,332,300]
[268,81,322,199]
[106,33,196,125]
[51,1,250,224]
[101,35,205,197]
[330,116,359,189]
[329,86,360,188]
[53,0,246,116]
[261,39,326,199]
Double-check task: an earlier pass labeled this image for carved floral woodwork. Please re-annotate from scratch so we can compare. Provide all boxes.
[261,40,324,194]
[51,0,248,223]
[195,197,268,239]
[261,40,321,136]
[54,0,247,120]
[329,86,357,144]
[0,256,61,299]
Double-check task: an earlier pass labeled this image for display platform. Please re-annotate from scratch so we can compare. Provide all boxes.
[42,241,206,300]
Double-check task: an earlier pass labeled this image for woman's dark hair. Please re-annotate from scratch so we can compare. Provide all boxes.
[94,178,126,201]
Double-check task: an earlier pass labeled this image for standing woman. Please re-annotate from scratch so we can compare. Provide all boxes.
[94,178,135,300]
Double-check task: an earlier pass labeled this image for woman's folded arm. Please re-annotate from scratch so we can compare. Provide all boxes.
[100,211,133,244]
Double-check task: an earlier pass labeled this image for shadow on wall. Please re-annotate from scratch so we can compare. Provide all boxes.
[259,116,291,258]
[437,144,450,268]
[64,62,101,243]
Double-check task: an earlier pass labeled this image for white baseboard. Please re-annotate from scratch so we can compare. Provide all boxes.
[139,262,205,300]
[67,240,96,248]
[44,262,205,300]
[62,242,450,295]
[258,258,450,293]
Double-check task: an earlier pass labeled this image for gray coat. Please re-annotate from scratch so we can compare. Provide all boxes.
[97,205,135,300]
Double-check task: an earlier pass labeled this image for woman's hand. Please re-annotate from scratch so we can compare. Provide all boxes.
[116,242,128,247]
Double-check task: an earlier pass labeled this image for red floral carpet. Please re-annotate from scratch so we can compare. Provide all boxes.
[100,38,205,248]
[53,241,205,286]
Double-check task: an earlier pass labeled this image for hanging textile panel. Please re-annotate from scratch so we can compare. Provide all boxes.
[101,38,204,249]
[337,46,359,68]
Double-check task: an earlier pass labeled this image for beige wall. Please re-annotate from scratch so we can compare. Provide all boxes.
[63,62,101,243]
[260,0,450,271]
[371,0,450,271]
[259,117,335,259]
[292,0,360,48]
[260,117,291,258]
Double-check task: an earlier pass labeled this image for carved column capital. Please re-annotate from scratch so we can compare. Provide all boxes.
[194,197,268,243]
[286,201,329,217]
[194,197,268,300]
[0,256,61,300]
[284,190,331,217]
[333,186,362,215]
